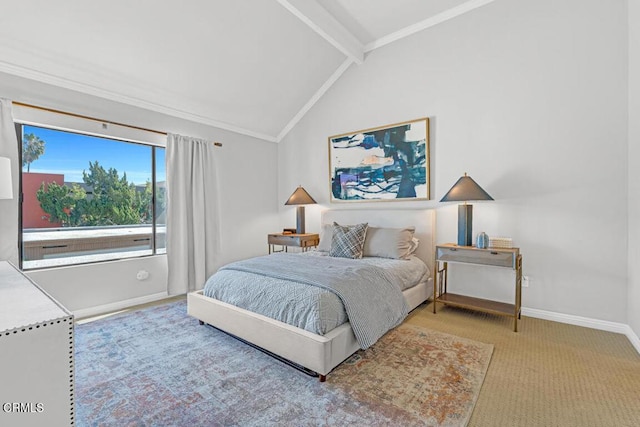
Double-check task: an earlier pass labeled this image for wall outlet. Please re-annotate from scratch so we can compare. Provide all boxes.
[522,275,530,287]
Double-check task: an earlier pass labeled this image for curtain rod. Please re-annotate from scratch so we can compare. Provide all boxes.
[12,101,223,147]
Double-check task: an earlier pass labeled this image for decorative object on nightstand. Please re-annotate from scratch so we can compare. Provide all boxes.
[433,243,523,331]
[268,233,319,254]
[285,186,317,234]
[489,236,513,248]
[440,173,493,246]
[0,156,13,200]
[476,231,488,249]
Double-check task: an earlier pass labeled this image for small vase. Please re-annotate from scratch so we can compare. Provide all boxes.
[476,232,488,249]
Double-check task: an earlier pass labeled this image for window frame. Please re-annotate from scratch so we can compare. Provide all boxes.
[15,120,166,270]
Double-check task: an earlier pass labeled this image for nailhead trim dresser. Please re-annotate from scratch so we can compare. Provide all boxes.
[0,261,75,426]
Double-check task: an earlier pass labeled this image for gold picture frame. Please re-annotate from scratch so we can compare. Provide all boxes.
[328,117,430,202]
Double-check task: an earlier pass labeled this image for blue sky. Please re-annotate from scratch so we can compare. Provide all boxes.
[23,125,165,185]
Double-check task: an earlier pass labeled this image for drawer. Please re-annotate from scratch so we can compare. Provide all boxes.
[268,234,319,247]
[299,238,319,247]
[436,245,518,268]
[268,234,302,246]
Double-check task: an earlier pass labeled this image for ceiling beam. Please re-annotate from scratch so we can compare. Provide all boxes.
[364,0,497,52]
[277,58,353,142]
[275,0,364,64]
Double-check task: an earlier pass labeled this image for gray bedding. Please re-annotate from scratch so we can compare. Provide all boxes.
[203,252,428,349]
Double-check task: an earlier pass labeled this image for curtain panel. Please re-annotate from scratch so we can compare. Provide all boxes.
[166,133,221,294]
[0,99,19,264]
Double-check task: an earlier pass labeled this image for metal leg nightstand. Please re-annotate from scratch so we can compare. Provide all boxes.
[433,244,523,332]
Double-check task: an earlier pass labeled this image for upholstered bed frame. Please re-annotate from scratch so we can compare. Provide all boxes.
[187,209,435,381]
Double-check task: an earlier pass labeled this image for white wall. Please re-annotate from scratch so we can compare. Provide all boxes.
[628,0,640,338]
[26,255,168,313]
[0,73,279,314]
[279,0,629,323]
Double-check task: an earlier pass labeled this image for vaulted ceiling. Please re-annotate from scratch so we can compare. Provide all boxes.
[0,0,494,142]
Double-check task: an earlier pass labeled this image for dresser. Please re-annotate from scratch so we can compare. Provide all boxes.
[0,261,75,426]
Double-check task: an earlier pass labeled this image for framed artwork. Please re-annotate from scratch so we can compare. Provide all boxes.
[328,117,430,202]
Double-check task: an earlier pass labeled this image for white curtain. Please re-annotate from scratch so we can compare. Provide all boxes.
[0,99,19,264]
[166,133,221,294]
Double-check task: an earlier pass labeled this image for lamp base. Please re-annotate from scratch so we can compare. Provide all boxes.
[296,206,305,234]
[457,204,473,246]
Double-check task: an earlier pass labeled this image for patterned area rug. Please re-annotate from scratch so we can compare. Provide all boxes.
[75,300,493,426]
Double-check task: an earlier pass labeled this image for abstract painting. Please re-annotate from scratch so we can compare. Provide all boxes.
[328,118,430,202]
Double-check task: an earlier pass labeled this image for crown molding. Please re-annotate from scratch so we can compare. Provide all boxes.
[276,58,353,142]
[276,0,364,64]
[0,60,278,143]
[364,0,496,52]
[277,0,497,142]
[1,1,497,145]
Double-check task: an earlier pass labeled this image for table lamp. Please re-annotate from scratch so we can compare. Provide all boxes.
[285,186,317,234]
[440,173,493,246]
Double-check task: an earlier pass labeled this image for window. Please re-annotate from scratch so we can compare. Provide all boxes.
[18,124,166,269]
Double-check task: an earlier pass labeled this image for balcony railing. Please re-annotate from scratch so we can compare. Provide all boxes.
[22,224,166,269]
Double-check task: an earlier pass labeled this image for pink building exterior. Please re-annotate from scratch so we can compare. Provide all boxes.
[23,172,64,228]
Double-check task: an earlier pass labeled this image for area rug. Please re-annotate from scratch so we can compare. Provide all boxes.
[75,300,493,426]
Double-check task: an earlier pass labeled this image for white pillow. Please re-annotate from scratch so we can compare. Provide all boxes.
[363,226,417,260]
[407,237,420,257]
[316,223,334,252]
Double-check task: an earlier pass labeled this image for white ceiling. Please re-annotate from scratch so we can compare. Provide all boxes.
[0,0,494,142]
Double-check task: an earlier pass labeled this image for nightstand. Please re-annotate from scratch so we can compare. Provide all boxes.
[268,233,319,254]
[433,243,523,332]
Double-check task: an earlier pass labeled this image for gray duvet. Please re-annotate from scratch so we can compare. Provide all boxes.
[203,252,428,349]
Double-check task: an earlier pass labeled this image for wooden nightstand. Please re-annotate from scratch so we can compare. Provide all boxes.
[433,243,523,332]
[268,233,319,254]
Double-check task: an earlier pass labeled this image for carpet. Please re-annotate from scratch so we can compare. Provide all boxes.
[75,300,493,426]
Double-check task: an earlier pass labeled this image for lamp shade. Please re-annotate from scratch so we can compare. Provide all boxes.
[285,186,317,205]
[440,173,493,247]
[440,173,493,202]
[0,156,13,200]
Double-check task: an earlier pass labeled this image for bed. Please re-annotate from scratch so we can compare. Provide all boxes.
[187,209,435,381]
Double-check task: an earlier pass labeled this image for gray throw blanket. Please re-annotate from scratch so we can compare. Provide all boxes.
[220,253,409,349]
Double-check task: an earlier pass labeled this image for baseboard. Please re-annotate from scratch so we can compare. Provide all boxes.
[73,292,169,320]
[523,307,640,355]
[623,325,640,355]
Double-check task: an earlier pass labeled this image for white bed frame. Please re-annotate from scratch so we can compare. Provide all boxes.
[187,209,435,381]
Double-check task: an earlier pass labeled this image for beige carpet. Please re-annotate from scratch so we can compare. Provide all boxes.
[407,304,640,427]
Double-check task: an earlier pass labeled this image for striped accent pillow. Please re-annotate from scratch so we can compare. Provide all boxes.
[329,222,368,259]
